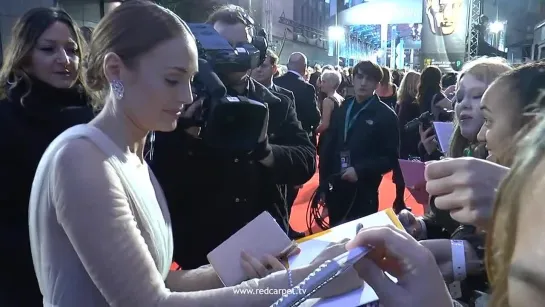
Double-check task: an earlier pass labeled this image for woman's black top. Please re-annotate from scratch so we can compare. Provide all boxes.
[395,98,421,159]
[317,95,340,155]
[378,85,397,110]
[0,76,94,306]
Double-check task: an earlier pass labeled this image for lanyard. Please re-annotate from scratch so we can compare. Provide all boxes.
[344,97,372,142]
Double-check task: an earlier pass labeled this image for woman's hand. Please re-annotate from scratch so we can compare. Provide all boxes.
[309,239,365,299]
[419,125,438,155]
[346,225,453,307]
[398,210,424,239]
[240,251,286,280]
[420,239,482,283]
[310,239,350,266]
[425,157,510,227]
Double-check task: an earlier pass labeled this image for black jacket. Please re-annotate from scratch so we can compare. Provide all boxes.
[0,77,94,305]
[395,100,421,159]
[378,84,397,110]
[274,72,321,133]
[319,95,399,191]
[271,83,295,104]
[148,78,316,269]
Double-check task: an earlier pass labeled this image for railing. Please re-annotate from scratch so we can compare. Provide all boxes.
[277,13,327,49]
[278,12,325,38]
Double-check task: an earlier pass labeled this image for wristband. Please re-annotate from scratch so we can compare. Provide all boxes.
[448,281,463,300]
[449,240,465,299]
[451,240,467,281]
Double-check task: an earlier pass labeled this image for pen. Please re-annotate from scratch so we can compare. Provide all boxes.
[277,241,300,268]
[272,246,372,307]
[277,241,299,259]
[356,223,363,235]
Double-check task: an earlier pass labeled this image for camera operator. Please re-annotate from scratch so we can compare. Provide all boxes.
[149,4,316,269]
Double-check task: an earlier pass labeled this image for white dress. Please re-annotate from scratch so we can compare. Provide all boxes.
[28,124,318,307]
[29,125,173,306]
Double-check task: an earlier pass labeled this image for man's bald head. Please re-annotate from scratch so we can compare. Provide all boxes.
[287,52,307,76]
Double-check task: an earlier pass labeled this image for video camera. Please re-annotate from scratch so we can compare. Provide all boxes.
[182,23,269,152]
[405,108,454,132]
[405,111,434,132]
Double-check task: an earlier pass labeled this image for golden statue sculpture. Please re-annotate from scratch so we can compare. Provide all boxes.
[425,0,464,35]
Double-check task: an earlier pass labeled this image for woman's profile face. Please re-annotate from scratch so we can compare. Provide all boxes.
[477,82,520,163]
[320,77,332,93]
[120,34,198,132]
[454,74,486,141]
[316,77,322,92]
[26,21,79,89]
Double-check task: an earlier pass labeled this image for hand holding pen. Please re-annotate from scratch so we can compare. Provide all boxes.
[345,225,453,307]
[274,223,453,307]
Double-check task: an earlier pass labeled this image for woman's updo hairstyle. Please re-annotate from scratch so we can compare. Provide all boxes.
[83,0,194,107]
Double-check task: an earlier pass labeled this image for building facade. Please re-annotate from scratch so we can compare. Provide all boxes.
[272,0,333,65]
[1,0,55,53]
[1,0,333,65]
[216,0,334,65]
[0,0,120,58]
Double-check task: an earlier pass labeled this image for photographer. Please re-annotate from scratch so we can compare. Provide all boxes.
[149,5,316,269]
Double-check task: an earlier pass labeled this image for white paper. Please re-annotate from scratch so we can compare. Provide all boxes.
[207,211,292,286]
[433,121,454,153]
[288,211,399,306]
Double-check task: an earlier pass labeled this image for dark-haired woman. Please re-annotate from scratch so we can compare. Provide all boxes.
[0,7,94,305]
[416,66,444,115]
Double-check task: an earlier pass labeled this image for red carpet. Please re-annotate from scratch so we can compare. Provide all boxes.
[289,171,424,233]
[171,171,424,270]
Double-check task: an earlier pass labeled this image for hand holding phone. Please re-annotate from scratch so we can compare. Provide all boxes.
[419,124,438,155]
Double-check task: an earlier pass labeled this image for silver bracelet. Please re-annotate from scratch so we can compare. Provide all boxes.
[287,269,294,288]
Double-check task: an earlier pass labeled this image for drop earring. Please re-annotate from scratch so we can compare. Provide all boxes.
[111,79,124,100]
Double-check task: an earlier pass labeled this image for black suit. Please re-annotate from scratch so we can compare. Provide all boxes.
[274,72,321,141]
[271,83,295,104]
[269,83,302,227]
